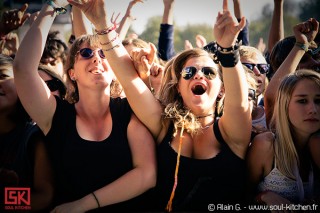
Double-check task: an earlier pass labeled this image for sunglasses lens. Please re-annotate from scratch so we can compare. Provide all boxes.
[202,67,216,79]
[182,67,196,80]
[45,79,60,92]
[258,64,269,74]
[79,48,93,59]
[98,49,106,59]
[243,63,254,70]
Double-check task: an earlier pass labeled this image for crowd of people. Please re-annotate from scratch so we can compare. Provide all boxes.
[0,0,320,212]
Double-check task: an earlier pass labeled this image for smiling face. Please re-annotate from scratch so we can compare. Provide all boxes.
[177,54,221,115]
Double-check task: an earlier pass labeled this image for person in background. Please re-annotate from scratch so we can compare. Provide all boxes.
[72,0,251,212]
[239,45,269,137]
[13,1,157,212]
[265,18,319,125]
[0,3,30,58]
[0,54,53,212]
[38,63,67,99]
[40,31,68,83]
[246,69,320,206]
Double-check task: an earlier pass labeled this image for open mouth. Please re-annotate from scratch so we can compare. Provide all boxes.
[191,84,207,95]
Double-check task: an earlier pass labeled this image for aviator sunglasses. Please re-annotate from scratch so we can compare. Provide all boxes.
[181,66,217,80]
[242,63,270,75]
[77,48,106,59]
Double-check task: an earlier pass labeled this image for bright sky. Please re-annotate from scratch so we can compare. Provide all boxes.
[107,0,303,35]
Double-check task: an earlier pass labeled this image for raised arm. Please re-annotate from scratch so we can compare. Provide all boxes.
[117,0,144,40]
[267,0,284,54]
[214,0,251,152]
[69,0,163,139]
[264,18,319,125]
[71,6,93,38]
[233,0,249,45]
[158,0,176,61]
[13,1,69,134]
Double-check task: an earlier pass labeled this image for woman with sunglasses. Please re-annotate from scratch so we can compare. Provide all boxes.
[12,1,156,212]
[239,45,270,139]
[38,63,67,99]
[71,0,251,212]
[0,54,53,211]
[246,69,320,206]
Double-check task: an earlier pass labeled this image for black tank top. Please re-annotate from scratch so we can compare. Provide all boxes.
[147,119,246,212]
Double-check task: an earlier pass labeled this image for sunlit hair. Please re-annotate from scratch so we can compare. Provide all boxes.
[64,34,122,103]
[42,31,68,64]
[270,69,320,201]
[158,48,223,136]
[0,54,30,123]
[122,38,164,66]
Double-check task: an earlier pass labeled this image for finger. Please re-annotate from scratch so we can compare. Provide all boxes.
[20,3,28,13]
[147,42,156,64]
[237,16,246,31]
[21,13,30,25]
[222,0,229,12]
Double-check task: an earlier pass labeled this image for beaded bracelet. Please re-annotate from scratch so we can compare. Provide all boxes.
[295,42,309,52]
[104,42,121,52]
[100,34,118,46]
[46,0,67,15]
[95,23,117,35]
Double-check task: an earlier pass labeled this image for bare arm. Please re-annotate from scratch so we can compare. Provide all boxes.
[70,0,163,139]
[12,3,68,134]
[51,114,156,212]
[233,0,242,19]
[265,18,319,125]
[214,0,251,156]
[117,0,144,40]
[71,6,92,38]
[267,0,284,54]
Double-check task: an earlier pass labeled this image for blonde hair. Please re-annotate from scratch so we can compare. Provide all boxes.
[270,69,320,200]
[158,48,223,137]
[64,34,122,103]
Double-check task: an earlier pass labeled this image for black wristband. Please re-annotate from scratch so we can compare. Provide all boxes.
[216,43,240,68]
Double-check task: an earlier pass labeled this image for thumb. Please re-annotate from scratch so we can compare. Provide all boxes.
[238,17,246,31]
[147,42,157,64]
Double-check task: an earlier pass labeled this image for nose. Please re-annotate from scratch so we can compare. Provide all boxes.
[308,102,318,115]
[252,66,261,76]
[193,69,204,79]
[92,51,102,64]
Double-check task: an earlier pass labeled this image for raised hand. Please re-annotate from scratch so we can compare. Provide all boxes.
[213,0,245,48]
[293,18,319,45]
[0,4,30,36]
[68,0,108,30]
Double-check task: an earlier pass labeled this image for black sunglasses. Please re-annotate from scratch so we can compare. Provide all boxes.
[242,63,270,75]
[248,88,256,101]
[77,48,106,59]
[181,66,217,80]
[45,79,62,92]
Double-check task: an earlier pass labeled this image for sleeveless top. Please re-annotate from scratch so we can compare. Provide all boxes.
[145,119,246,212]
[0,122,41,208]
[45,97,146,212]
[257,159,313,203]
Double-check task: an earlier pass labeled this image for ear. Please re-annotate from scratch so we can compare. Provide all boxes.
[218,86,225,99]
[69,69,75,81]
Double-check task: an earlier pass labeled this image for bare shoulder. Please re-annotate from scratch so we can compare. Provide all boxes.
[249,131,275,153]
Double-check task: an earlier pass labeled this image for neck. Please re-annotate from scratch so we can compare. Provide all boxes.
[197,113,213,119]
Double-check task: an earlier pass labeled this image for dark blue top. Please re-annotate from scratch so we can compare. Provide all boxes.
[158,24,176,61]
